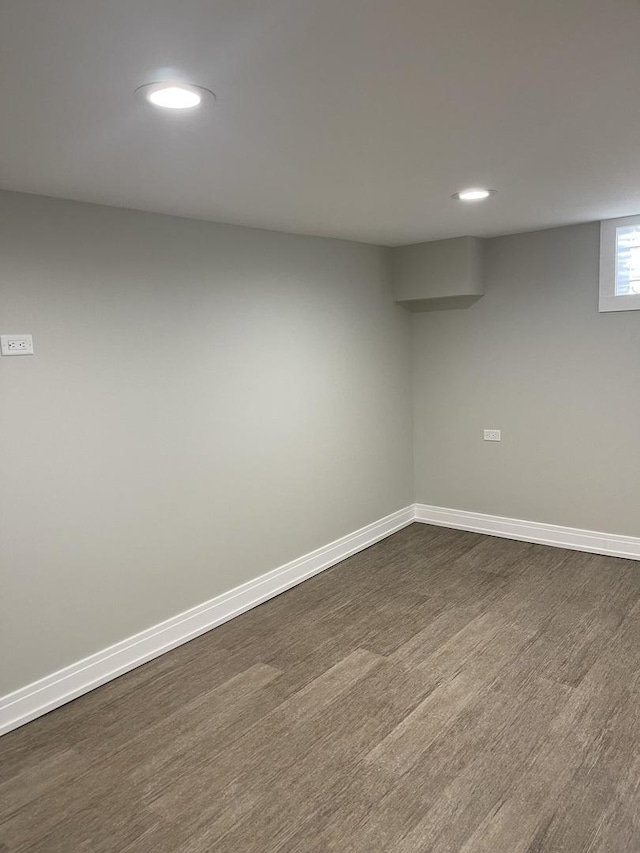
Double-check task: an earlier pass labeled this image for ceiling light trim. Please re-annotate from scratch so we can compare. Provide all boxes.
[452,188,497,202]
[135,82,216,110]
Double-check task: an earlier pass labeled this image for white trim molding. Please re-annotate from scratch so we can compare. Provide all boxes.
[414,504,640,561]
[4,502,639,736]
[0,506,414,736]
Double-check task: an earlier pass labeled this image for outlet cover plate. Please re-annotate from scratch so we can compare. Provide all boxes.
[1,334,34,356]
[483,429,501,442]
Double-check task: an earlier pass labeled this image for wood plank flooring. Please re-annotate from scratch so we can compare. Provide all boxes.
[2,523,640,852]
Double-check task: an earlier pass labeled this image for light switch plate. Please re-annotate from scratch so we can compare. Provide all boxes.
[483,429,501,442]
[1,334,34,356]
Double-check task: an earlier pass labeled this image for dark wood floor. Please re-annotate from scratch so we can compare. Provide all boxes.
[2,523,640,852]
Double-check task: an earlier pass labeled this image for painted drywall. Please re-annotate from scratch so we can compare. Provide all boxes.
[0,191,412,695]
[391,236,483,304]
[412,222,640,537]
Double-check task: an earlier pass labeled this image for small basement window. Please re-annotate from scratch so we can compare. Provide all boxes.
[599,214,640,312]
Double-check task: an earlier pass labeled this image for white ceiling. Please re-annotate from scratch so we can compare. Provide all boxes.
[1,0,640,245]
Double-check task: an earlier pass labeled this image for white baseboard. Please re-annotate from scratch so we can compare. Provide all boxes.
[414,504,640,561]
[4,501,638,736]
[0,506,414,736]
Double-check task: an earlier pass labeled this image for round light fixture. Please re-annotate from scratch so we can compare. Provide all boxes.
[452,188,497,201]
[136,82,215,110]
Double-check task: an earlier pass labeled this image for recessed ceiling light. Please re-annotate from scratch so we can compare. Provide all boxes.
[452,188,497,201]
[135,82,215,110]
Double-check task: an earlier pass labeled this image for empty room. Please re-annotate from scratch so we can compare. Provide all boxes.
[1,1,640,851]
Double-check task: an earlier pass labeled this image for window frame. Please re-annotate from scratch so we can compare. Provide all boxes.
[599,214,640,313]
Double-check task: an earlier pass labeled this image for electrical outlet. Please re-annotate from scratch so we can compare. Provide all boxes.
[483,429,501,442]
[1,334,34,356]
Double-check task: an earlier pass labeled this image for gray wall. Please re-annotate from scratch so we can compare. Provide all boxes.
[0,191,413,694]
[413,222,640,537]
[5,198,639,699]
